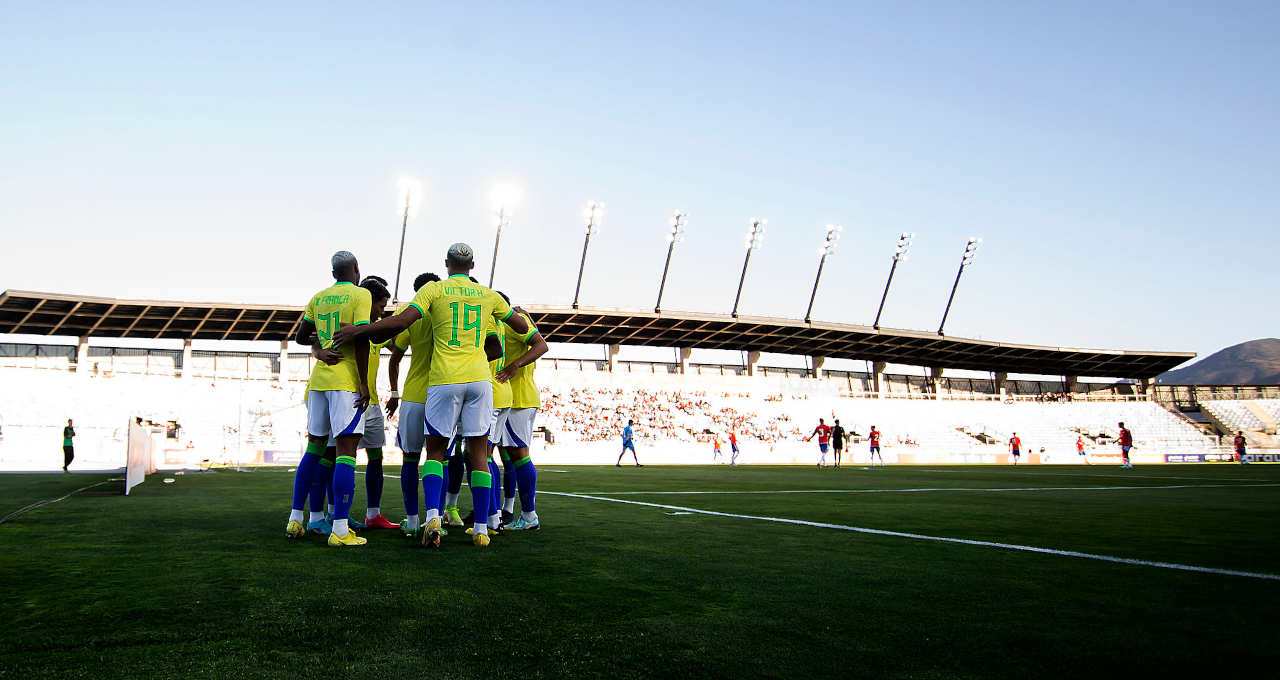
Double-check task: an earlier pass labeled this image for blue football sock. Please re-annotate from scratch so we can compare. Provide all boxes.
[488,460,501,517]
[420,460,444,519]
[324,446,338,509]
[365,448,384,512]
[309,456,334,512]
[514,456,537,513]
[439,462,450,514]
[333,456,357,521]
[291,443,323,511]
[401,457,420,517]
[470,470,492,530]
[501,452,517,501]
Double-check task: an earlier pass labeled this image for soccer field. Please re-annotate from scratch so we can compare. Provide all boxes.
[3,464,1279,679]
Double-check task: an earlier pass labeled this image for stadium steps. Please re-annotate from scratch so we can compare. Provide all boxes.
[1243,402,1278,434]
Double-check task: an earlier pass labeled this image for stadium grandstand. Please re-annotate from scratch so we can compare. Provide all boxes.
[4,287,1267,472]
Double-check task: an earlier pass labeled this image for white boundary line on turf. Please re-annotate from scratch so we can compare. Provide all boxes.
[568,483,1280,495]
[0,480,118,526]
[541,490,1280,582]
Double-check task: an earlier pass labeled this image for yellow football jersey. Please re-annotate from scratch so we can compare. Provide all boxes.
[408,275,513,386]
[503,312,541,408]
[489,318,512,409]
[366,339,389,402]
[303,282,372,393]
[392,303,434,403]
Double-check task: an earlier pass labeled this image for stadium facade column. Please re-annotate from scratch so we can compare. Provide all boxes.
[1065,375,1078,395]
[872,361,887,394]
[606,344,620,372]
[277,340,288,383]
[995,372,1008,399]
[810,355,825,379]
[746,351,761,377]
[75,336,89,375]
[180,338,193,380]
[678,347,692,375]
[929,366,944,394]
[1138,378,1151,398]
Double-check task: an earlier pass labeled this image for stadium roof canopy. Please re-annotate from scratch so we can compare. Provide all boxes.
[0,290,1193,378]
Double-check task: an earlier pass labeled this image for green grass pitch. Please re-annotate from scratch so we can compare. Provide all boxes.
[3,464,1279,679]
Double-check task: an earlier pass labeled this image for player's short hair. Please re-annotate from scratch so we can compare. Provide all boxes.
[628,420,634,425]
[413,272,441,291]
[446,242,474,267]
[1118,422,1125,428]
[359,278,391,302]
[331,250,357,271]
[363,274,389,287]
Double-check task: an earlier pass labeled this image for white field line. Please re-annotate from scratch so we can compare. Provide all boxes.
[570,483,1280,496]
[0,480,118,526]
[542,490,1280,582]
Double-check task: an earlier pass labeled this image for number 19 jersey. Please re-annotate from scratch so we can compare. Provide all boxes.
[408,274,513,387]
[302,281,372,393]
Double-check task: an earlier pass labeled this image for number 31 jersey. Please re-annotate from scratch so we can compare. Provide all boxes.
[407,274,513,387]
[302,281,372,393]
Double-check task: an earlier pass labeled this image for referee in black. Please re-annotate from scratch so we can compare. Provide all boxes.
[831,419,846,469]
[62,419,75,472]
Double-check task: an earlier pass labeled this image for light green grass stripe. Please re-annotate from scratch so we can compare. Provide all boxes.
[543,490,1280,582]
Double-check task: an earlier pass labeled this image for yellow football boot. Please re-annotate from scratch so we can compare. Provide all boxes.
[421,516,443,549]
[285,519,306,539]
[327,528,367,547]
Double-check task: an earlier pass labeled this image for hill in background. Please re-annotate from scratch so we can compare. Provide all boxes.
[1158,338,1280,385]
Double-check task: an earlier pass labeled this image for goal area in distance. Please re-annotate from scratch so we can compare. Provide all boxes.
[125,418,157,495]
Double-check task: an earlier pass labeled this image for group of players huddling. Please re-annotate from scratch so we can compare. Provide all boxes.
[284,244,548,548]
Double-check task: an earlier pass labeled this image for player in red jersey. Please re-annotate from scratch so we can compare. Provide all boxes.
[1117,422,1134,468]
[729,431,740,466]
[1009,433,1021,465]
[1233,430,1248,465]
[868,426,883,466]
[1076,436,1090,465]
[806,419,833,468]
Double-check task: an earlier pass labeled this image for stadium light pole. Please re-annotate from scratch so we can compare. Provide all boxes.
[938,237,982,336]
[804,224,842,324]
[487,183,523,288]
[392,177,424,304]
[873,232,915,330]
[655,210,688,313]
[571,200,605,309]
[731,218,766,318]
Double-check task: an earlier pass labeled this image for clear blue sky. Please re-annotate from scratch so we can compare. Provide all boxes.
[2,1,1276,364]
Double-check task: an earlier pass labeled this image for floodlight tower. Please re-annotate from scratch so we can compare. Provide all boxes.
[571,200,605,309]
[655,210,688,314]
[873,232,915,329]
[938,237,982,336]
[392,177,424,304]
[487,183,523,287]
[804,224,842,324]
[731,218,766,318]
